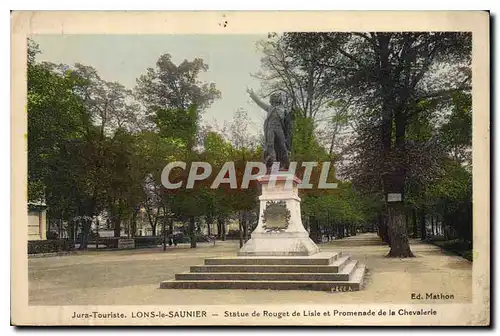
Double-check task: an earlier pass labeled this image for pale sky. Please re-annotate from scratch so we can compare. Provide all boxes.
[32,34,269,135]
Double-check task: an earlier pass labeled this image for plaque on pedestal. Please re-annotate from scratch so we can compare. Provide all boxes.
[238,172,320,256]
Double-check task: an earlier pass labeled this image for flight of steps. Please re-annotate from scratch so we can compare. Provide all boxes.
[160,252,366,291]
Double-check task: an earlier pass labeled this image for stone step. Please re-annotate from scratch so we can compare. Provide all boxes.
[191,255,351,274]
[350,263,366,286]
[160,277,363,292]
[176,260,358,281]
[204,252,341,266]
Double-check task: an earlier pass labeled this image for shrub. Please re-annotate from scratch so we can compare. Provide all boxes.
[46,231,59,240]
[225,230,241,240]
[28,239,74,254]
[173,232,190,243]
[196,234,211,243]
[96,237,119,248]
[134,236,162,248]
[169,233,212,243]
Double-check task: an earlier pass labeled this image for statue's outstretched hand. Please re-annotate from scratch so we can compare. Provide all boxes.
[246,87,269,112]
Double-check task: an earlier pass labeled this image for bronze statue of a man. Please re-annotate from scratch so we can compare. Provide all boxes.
[247,88,293,171]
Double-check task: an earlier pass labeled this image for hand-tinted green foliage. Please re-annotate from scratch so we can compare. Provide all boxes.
[263,32,472,252]
[135,54,221,112]
[28,33,472,253]
[27,41,87,201]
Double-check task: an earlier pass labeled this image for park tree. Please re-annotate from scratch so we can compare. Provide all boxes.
[224,109,260,245]
[133,52,223,244]
[133,54,222,246]
[287,111,342,242]
[151,105,209,248]
[280,32,471,257]
[28,40,102,246]
[135,54,221,114]
[133,129,175,237]
[29,39,151,243]
[204,109,262,245]
[69,63,141,135]
[69,65,143,239]
[255,33,346,121]
[202,131,234,240]
[27,40,87,203]
[439,91,472,167]
[255,34,353,155]
[101,129,147,238]
[205,148,260,247]
[405,90,472,245]
[30,41,236,247]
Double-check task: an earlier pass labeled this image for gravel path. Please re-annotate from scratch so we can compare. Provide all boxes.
[28,233,472,305]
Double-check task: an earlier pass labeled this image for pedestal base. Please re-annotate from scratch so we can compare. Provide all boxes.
[238,232,319,256]
[238,173,319,256]
[160,252,366,292]
[159,172,367,291]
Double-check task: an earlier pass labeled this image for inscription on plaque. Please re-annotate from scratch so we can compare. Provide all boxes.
[262,200,291,232]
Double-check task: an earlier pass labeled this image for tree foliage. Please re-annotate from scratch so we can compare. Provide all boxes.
[258,32,472,255]
[135,54,221,113]
[28,33,472,256]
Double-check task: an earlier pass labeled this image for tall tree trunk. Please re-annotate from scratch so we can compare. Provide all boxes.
[405,212,410,232]
[113,214,121,238]
[130,210,138,238]
[243,211,249,243]
[412,208,418,238]
[162,207,168,251]
[169,217,174,236]
[440,214,444,236]
[69,218,75,242]
[79,218,91,250]
[383,112,414,258]
[386,204,415,257]
[377,34,414,258]
[431,216,435,237]
[419,210,427,240]
[145,207,159,236]
[309,215,321,243]
[162,217,167,252]
[189,216,197,248]
[95,218,100,249]
[217,216,226,241]
[377,212,390,244]
[216,218,221,239]
[221,217,226,241]
[238,212,244,248]
[59,218,63,239]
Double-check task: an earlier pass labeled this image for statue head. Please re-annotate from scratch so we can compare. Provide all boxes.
[269,92,284,106]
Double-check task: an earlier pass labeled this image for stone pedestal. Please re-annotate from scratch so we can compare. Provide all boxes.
[238,173,319,256]
[160,172,367,292]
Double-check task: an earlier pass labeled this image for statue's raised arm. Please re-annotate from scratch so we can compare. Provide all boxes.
[247,88,271,112]
[246,89,291,171]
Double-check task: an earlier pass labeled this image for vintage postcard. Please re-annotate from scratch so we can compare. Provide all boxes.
[11,11,489,326]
